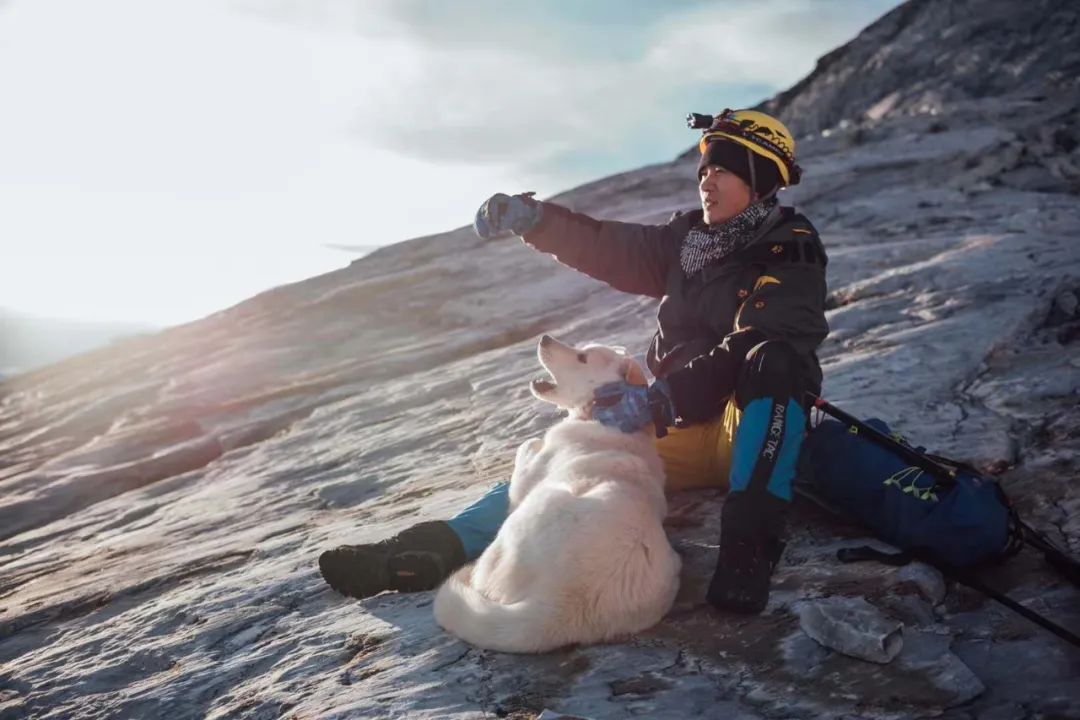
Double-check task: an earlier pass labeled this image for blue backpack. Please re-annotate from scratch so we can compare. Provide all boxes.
[800,417,1015,568]
[797,396,1080,649]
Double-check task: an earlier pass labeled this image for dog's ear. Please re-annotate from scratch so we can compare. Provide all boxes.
[622,359,648,387]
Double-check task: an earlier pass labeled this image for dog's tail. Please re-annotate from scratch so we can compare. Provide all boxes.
[434,567,565,654]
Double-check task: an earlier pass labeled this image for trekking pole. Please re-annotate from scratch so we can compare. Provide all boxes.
[805,393,958,489]
[939,559,1080,648]
[1016,518,1080,589]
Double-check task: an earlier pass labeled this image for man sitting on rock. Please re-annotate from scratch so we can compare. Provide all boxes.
[319,109,829,614]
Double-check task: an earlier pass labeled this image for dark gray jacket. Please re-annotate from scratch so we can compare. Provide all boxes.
[523,202,829,423]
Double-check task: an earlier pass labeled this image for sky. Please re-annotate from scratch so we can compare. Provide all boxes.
[0,0,903,328]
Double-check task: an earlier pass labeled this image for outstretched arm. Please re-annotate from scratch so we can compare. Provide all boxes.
[522,202,681,299]
[473,192,684,299]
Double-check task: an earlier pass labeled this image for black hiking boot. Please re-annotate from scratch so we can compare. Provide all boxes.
[706,534,785,615]
[319,521,467,599]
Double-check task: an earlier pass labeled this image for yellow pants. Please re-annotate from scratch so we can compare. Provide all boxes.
[655,399,741,492]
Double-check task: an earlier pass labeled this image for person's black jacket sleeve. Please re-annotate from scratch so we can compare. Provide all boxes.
[664,328,767,423]
[521,202,686,299]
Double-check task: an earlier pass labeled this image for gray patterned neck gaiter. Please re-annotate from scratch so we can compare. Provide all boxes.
[679,198,778,276]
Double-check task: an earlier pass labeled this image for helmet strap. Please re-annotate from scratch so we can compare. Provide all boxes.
[759,178,780,202]
[746,147,758,199]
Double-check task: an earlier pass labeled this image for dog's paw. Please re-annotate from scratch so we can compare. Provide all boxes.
[515,438,543,464]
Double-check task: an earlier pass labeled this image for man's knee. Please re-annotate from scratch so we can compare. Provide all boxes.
[735,340,801,408]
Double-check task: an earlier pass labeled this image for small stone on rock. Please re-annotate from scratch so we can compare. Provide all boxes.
[1054,290,1078,317]
[898,563,948,605]
[795,596,904,664]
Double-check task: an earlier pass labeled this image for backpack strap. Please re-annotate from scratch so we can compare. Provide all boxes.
[837,546,913,566]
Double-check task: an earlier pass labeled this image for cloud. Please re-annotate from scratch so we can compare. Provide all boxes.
[323,242,381,254]
[0,0,903,325]
[244,0,901,182]
[241,0,715,62]
[643,0,899,88]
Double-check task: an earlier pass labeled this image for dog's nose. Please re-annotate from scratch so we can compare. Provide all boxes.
[540,334,553,346]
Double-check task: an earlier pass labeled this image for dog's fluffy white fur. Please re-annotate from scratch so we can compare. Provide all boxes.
[433,336,681,653]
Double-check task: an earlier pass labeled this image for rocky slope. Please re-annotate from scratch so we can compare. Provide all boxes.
[2,0,1079,718]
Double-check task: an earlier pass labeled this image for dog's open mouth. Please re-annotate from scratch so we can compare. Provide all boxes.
[531,377,556,393]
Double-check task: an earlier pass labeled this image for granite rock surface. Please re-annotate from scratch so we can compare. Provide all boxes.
[2,0,1079,718]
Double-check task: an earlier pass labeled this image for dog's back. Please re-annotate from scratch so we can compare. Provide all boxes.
[434,420,681,653]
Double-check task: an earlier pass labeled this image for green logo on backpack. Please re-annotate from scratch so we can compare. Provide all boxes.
[883,467,939,503]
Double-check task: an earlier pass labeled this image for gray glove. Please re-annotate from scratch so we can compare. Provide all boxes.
[473,192,543,240]
[593,379,676,438]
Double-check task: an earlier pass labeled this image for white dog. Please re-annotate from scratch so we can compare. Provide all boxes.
[433,335,681,653]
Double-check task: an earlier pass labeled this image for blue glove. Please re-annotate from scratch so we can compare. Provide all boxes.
[473,192,543,240]
[592,379,676,437]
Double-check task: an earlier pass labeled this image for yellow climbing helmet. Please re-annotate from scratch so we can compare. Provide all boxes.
[696,109,802,187]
